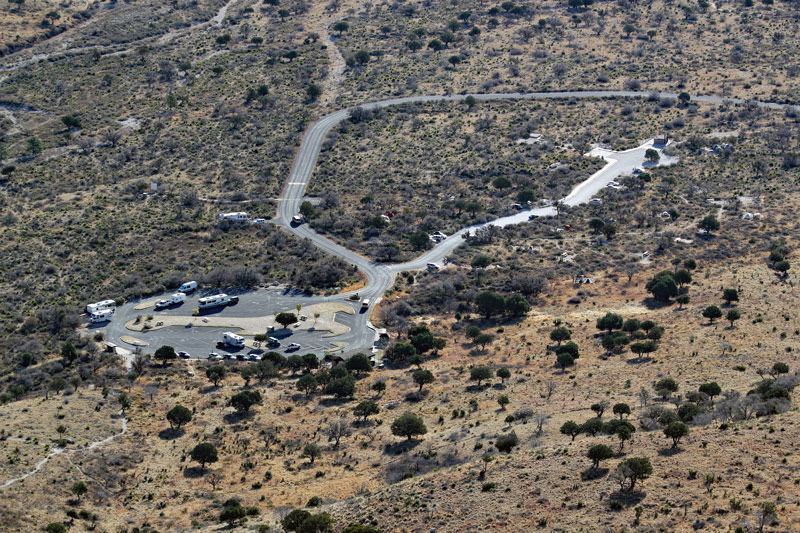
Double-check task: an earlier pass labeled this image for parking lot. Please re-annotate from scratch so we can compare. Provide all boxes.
[93,286,374,360]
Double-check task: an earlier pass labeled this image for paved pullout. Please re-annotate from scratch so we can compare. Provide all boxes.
[104,91,798,358]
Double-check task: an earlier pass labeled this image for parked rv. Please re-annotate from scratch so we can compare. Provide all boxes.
[198,294,231,309]
[219,212,248,223]
[360,299,370,311]
[222,332,245,347]
[90,309,114,324]
[86,299,116,314]
[178,281,198,293]
[291,214,305,225]
[155,293,187,309]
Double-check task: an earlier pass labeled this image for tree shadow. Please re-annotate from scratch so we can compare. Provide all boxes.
[625,357,653,365]
[580,467,609,481]
[183,466,206,479]
[465,384,489,393]
[223,411,253,424]
[382,439,422,456]
[158,427,185,440]
[199,386,220,394]
[492,383,507,390]
[642,298,676,311]
[658,447,682,457]
[608,490,646,507]
[319,397,352,407]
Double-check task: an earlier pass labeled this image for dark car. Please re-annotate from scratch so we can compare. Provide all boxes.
[229,296,239,305]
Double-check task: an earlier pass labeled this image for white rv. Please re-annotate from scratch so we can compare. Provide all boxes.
[155,293,187,309]
[178,281,198,293]
[222,332,245,347]
[90,309,114,324]
[86,300,116,314]
[218,212,248,223]
[198,294,230,309]
[291,214,305,225]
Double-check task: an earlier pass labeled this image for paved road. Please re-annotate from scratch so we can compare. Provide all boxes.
[104,90,799,359]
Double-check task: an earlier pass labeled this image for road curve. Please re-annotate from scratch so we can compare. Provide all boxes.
[274,90,799,347]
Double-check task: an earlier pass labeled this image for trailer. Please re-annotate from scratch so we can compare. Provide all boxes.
[222,332,245,347]
[86,300,116,314]
[218,212,248,223]
[198,294,231,309]
[155,293,187,309]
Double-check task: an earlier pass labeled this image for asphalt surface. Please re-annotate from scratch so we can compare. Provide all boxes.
[103,91,800,359]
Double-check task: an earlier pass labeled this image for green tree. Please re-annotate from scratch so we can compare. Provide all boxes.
[505,294,531,316]
[155,345,176,366]
[409,230,431,250]
[769,250,784,266]
[726,308,741,327]
[613,403,631,419]
[388,342,416,362]
[630,340,656,360]
[673,269,692,288]
[354,50,370,64]
[333,21,349,33]
[560,421,581,441]
[219,504,246,526]
[167,405,192,429]
[775,260,791,276]
[412,369,434,391]
[471,254,492,269]
[275,312,298,329]
[655,378,679,400]
[702,305,722,324]
[353,399,379,422]
[299,201,316,219]
[61,115,81,129]
[663,421,689,448]
[496,367,511,384]
[475,291,505,319]
[390,412,427,440]
[282,509,312,532]
[117,393,131,415]
[229,390,262,413]
[699,214,720,234]
[298,513,334,533]
[616,457,652,492]
[301,443,321,464]
[699,382,721,404]
[45,524,67,533]
[645,148,660,162]
[556,352,575,370]
[596,312,623,332]
[602,331,630,354]
[645,271,679,302]
[61,342,78,365]
[324,376,356,398]
[306,83,322,101]
[497,394,510,409]
[722,288,739,304]
[71,481,88,501]
[622,319,641,333]
[589,218,605,233]
[191,442,219,469]
[448,55,461,67]
[469,366,493,386]
[549,326,571,346]
[580,418,604,437]
[206,365,226,387]
[587,444,614,469]
[27,137,43,155]
[346,353,372,375]
[495,431,519,453]
[675,294,690,309]
[296,374,318,395]
[472,333,494,351]
[302,353,319,372]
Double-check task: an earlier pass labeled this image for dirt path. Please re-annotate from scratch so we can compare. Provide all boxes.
[308,2,347,108]
[0,412,127,489]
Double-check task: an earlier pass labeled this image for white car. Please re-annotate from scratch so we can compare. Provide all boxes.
[589,198,602,204]
[154,299,170,310]
[208,352,222,360]
[632,167,644,175]
[178,351,191,359]
[248,353,262,361]
[286,343,301,352]
[251,218,267,224]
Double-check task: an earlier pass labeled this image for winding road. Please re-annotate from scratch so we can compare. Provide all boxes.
[100,90,798,358]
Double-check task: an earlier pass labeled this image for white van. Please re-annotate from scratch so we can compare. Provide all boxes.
[361,299,370,310]
[90,309,114,323]
[178,281,198,293]
[198,294,230,309]
[223,332,245,347]
[291,215,304,225]
[86,300,116,314]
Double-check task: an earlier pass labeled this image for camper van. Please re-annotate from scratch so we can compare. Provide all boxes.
[198,294,231,309]
[222,332,245,347]
[178,281,198,293]
[86,300,116,314]
[361,299,370,311]
[291,214,305,225]
[219,212,248,223]
[155,293,186,310]
[90,309,114,324]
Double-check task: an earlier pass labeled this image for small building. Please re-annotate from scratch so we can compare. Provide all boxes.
[654,134,669,146]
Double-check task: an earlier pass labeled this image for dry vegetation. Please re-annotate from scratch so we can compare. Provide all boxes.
[1,0,800,531]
